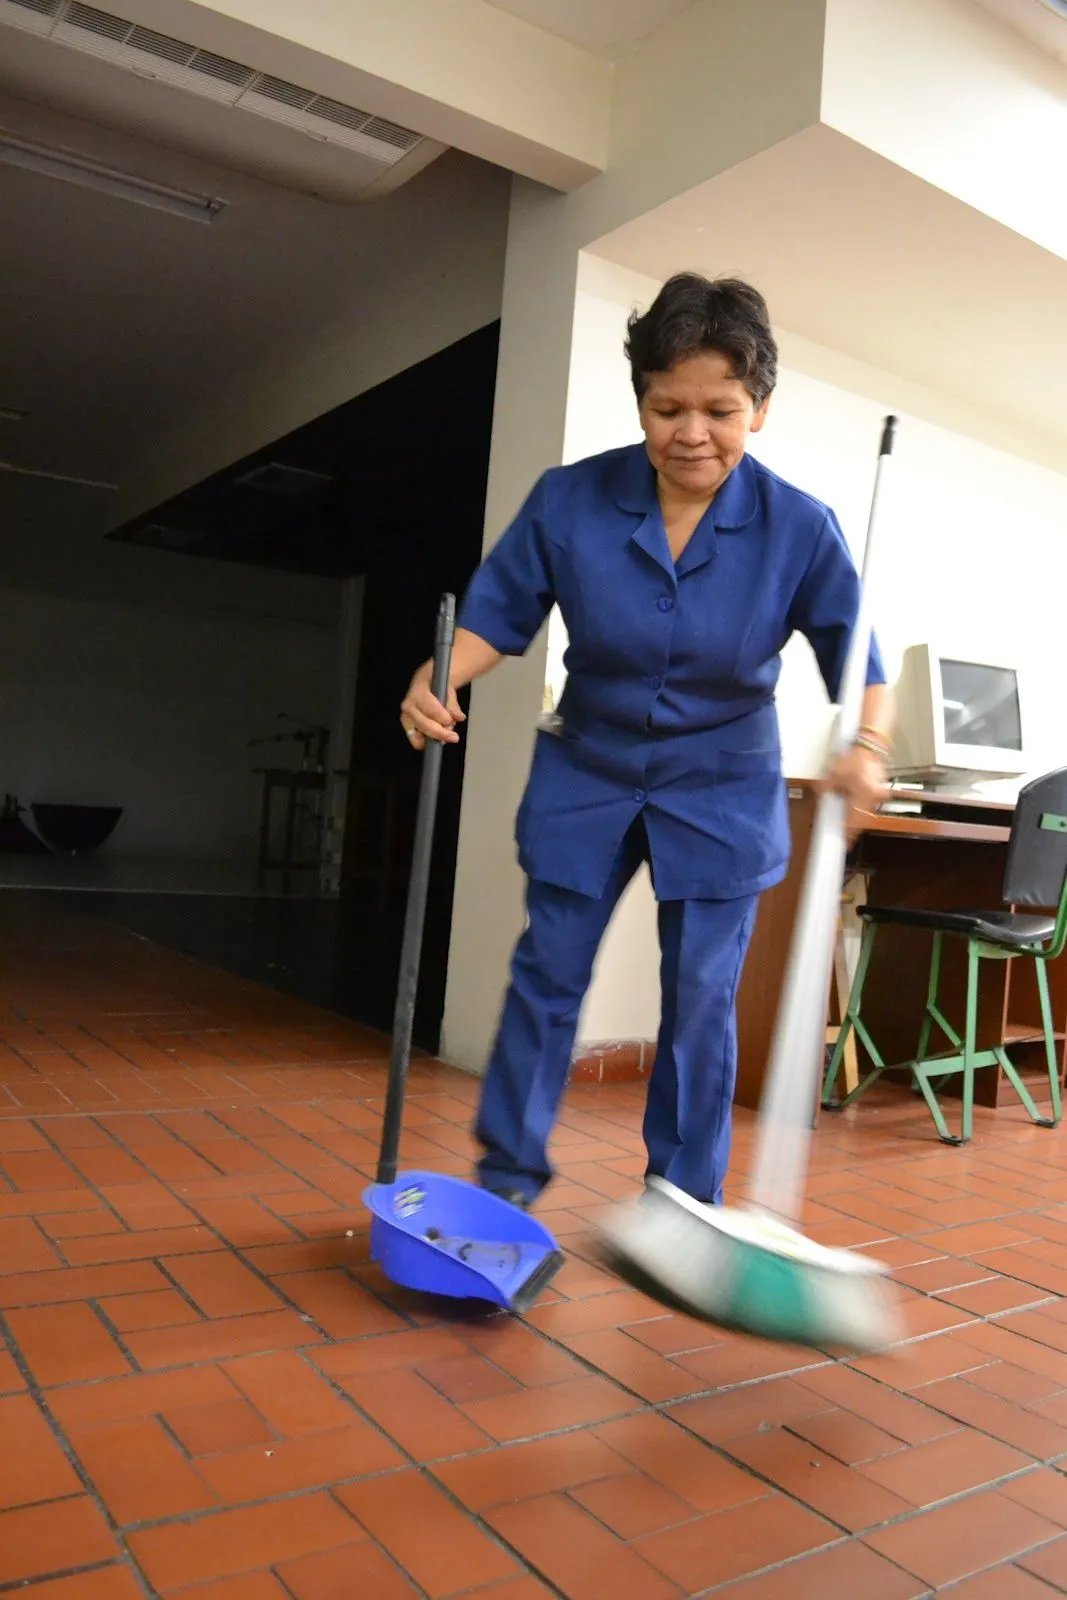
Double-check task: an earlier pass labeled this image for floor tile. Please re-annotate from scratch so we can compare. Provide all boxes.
[197,1420,402,1502]
[708,1539,929,1598]
[864,1489,1061,1587]
[166,1576,289,1600]
[13,1570,146,1600]
[338,1470,520,1598]
[8,895,1067,1600]
[1019,1532,1067,1588]
[0,1496,120,1586]
[726,1426,913,1532]
[0,1395,83,1515]
[6,1301,131,1386]
[485,1490,683,1600]
[919,1376,1067,1458]
[940,1569,1066,1599]
[68,1415,217,1524]
[787,1407,908,1465]
[128,1492,365,1590]
[100,1286,202,1331]
[459,1374,640,1443]
[221,1350,355,1436]
[167,1397,276,1456]
[570,1471,703,1538]
[634,1489,838,1592]
[162,1251,285,1318]
[431,1436,613,1520]
[593,1411,768,1513]
[341,1368,493,1459]
[858,1428,1030,1505]
[997,1466,1067,1528]
[275,1541,418,1599]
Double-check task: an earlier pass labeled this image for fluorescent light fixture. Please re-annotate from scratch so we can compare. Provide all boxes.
[0,460,118,490]
[0,131,227,223]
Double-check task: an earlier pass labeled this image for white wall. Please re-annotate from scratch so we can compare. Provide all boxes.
[0,582,338,862]
[822,0,1067,262]
[563,258,1067,1045]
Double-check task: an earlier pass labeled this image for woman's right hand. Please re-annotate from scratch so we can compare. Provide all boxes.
[400,661,465,751]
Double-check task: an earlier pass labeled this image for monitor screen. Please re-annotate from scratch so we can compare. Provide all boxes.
[939,659,1022,752]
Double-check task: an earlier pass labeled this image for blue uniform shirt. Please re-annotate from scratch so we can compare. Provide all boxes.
[459,443,885,902]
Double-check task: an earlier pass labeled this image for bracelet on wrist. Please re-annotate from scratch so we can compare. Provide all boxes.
[853,732,890,763]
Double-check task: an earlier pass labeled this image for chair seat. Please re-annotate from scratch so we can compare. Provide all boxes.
[859,904,1055,949]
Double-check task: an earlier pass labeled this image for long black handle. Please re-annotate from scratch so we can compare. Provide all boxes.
[377,595,457,1184]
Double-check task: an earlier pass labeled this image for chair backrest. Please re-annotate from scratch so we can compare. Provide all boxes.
[1003,767,1067,916]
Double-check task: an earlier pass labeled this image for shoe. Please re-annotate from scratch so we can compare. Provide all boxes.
[486,1186,531,1211]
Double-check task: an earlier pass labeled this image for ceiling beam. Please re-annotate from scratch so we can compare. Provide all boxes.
[115,0,612,189]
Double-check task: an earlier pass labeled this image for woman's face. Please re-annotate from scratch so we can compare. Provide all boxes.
[639,350,768,501]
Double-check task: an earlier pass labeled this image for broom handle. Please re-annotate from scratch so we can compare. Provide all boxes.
[749,418,897,1221]
[376,594,456,1185]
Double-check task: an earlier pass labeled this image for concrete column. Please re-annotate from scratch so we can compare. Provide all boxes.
[440,177,580,1071]
[440,0,831,1072]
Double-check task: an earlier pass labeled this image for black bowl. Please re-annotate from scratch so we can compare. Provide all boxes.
[31,803,123,854]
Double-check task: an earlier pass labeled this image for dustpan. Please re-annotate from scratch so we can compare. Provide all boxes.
[596,418,904,1352]
[362,595,564,1312]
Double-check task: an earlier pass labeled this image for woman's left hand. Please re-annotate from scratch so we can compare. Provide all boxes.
[822,744,889,818]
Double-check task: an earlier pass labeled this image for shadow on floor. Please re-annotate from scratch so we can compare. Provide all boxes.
[46,888,420,1044]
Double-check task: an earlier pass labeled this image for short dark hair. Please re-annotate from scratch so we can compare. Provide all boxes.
[624,274,778,407]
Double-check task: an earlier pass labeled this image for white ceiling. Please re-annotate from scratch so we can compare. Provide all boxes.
[0,86,507,599]
[591,123,1067,470]
[970,0,1067,65]
[483,0,699,56]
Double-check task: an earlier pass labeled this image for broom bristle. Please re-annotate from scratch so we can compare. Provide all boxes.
[597,1183,901,1354]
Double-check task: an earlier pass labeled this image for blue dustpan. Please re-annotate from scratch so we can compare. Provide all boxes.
[363,1170,564,1311]
[365,597,563,1313]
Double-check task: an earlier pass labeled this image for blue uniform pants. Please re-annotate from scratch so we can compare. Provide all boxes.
[475,821,758,1206]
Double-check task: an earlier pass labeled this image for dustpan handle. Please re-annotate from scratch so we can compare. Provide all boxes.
[377,594,456,1185]
[749,418,897,1221]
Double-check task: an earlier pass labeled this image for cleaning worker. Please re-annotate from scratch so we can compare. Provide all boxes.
[400,274,890,1213]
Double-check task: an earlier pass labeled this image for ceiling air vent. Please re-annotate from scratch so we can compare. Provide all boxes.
[233,462,333,496]
[137,523,200,549]
[0,0,426,166]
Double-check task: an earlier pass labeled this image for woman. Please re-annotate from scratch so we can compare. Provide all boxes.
[401,274,890,1211]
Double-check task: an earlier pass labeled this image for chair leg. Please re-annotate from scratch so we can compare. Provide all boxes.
[916,932,941,1064]
[920,940,981,1146]
[961,940,980,1145]
[917,932,964,1094]
[823,925,889,1110]
[988,958,1062,1130]
[908,933,970,1143]
[1035,958,1062,1127]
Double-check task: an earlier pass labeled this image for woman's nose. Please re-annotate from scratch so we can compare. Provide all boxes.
[676,414,708,444]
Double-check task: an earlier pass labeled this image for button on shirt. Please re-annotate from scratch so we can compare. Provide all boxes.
[458,444,884,902]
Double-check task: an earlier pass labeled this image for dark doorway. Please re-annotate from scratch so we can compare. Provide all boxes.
[106,320,500,1051]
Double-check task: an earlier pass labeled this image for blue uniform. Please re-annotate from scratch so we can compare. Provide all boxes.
[459,442,884,1204]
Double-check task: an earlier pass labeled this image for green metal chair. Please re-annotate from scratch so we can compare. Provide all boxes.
[823,767,1067,1145]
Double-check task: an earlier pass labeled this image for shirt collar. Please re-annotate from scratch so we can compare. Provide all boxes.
[612,443,759,530]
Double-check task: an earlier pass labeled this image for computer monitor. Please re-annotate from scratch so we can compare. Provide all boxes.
[890,644,1028,787]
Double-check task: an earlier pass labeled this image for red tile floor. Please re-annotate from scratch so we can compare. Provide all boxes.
[3,894,1067,1597]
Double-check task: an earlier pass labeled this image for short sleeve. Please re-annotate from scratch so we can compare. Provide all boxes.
[788,509,886,702]
[456,472,556,656]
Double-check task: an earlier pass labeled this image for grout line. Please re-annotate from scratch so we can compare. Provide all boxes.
[0,1559,148,1596]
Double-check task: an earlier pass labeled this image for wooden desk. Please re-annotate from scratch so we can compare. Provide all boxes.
[734,780,1067,1111]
